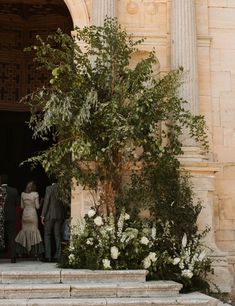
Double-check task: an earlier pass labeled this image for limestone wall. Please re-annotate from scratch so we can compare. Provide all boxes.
[118,0,235,253]
[70,0,235,254]
[206,0,235,253]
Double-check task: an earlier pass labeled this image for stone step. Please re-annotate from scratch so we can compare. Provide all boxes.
[0,268,148,284]
[0,293,218,306]
[0,281,182,299]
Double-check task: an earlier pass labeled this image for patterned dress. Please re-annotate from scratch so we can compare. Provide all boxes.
[0,186,6,250]
[15,191,44,256]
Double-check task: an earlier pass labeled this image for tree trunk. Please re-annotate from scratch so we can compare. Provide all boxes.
[98,180,116,217]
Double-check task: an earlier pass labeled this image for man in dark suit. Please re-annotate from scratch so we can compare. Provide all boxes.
[1,174,19,263]
[41,182,65,262]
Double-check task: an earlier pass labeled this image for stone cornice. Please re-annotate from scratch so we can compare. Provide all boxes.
[180,161,221,174]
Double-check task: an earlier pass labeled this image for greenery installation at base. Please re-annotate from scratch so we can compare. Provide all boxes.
[22,18,211,292]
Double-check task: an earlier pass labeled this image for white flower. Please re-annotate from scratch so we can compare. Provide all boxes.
[143,256,151,269]
[94,216,103,226]
[148,252,157,263]
[198,250,207,262]
[179,262,185,270]
[111,246,120,260]
[102,259,111,269]
[181,269,193,279]
[182,233,187,248]
[151,226,156,240]
[124,213,130,220]
[69,245,75,252]
[140,236,149,245]
[106,226,114,232]
[68,253,75,264]
[86,238,94,245]
[117,212,125,237]
[173,257,181,265]
[88,209,96,218]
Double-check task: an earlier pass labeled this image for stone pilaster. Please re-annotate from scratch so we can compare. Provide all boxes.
[92,0,116,26]
[181,162,233,293]
[171,0,199,149]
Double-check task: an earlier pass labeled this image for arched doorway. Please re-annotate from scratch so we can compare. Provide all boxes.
[0,0,73,196]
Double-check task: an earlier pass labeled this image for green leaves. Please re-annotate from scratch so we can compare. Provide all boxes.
[23,18,209,203]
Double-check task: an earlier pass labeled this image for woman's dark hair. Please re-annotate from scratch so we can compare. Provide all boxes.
[25,181,37,193]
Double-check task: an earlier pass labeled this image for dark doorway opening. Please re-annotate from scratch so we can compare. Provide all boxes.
[0,0,73,259]
[0,111,51,197]
[0,0,73,191]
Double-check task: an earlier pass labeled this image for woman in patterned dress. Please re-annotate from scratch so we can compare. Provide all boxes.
[15,181,44,257]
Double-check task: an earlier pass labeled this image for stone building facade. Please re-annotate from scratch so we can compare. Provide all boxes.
[70,0,235,293]
[0,0,235,293]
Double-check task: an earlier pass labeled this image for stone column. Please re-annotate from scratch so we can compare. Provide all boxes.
[92,0,116,26]
[171,0,199,149]
[171,2,233,292]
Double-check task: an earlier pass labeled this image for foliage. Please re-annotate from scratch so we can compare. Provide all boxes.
[23,18,211,291]
[22,18,208,208]
[116,161,203,249]
[59,208,212,292]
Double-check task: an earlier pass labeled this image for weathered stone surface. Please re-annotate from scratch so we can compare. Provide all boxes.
[0,283,70,299]
[1,270,61,284]
[0,294,219,306]
[61,269,148,284]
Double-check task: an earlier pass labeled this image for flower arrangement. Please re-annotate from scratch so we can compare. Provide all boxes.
[59,208,212,291]
[62,209,159,272]
[169,233,211,291]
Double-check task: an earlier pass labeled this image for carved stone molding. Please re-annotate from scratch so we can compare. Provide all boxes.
[126,1,139,15]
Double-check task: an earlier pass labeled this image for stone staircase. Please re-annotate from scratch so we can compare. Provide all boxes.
[0,261,219,306]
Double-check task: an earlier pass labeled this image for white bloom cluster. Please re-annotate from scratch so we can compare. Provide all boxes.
[102,259,111,269]
[181,269,193,279]
[182,233,187,248]
[117,211,125,238]
[140,236,149,245]
[68,253,75,264]
[124,213,130,220]
[94,216,103,226]
[120,227,138,244]
[171,234,208,279]
[148,252,157,262]
[110,246,120,259]
[69,244,75,252]
[106,214,116,239]
[143,252,158,269]
[151,226,156,240]
[86,237,94,245]
[173,257,180,265]
[143,256,151,269]
[87,209,96,218]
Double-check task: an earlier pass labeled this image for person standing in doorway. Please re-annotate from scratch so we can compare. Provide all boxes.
[1,174,19,263]
[15,181,44,259]
[41,180,65,262]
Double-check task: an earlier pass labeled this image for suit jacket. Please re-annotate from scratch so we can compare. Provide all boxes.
[2,185,19,222]
[41,184,65,221]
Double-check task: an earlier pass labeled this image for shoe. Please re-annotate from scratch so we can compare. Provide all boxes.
[11,257,16,263]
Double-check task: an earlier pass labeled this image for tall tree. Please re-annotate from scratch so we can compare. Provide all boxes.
[22,18,208,215]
